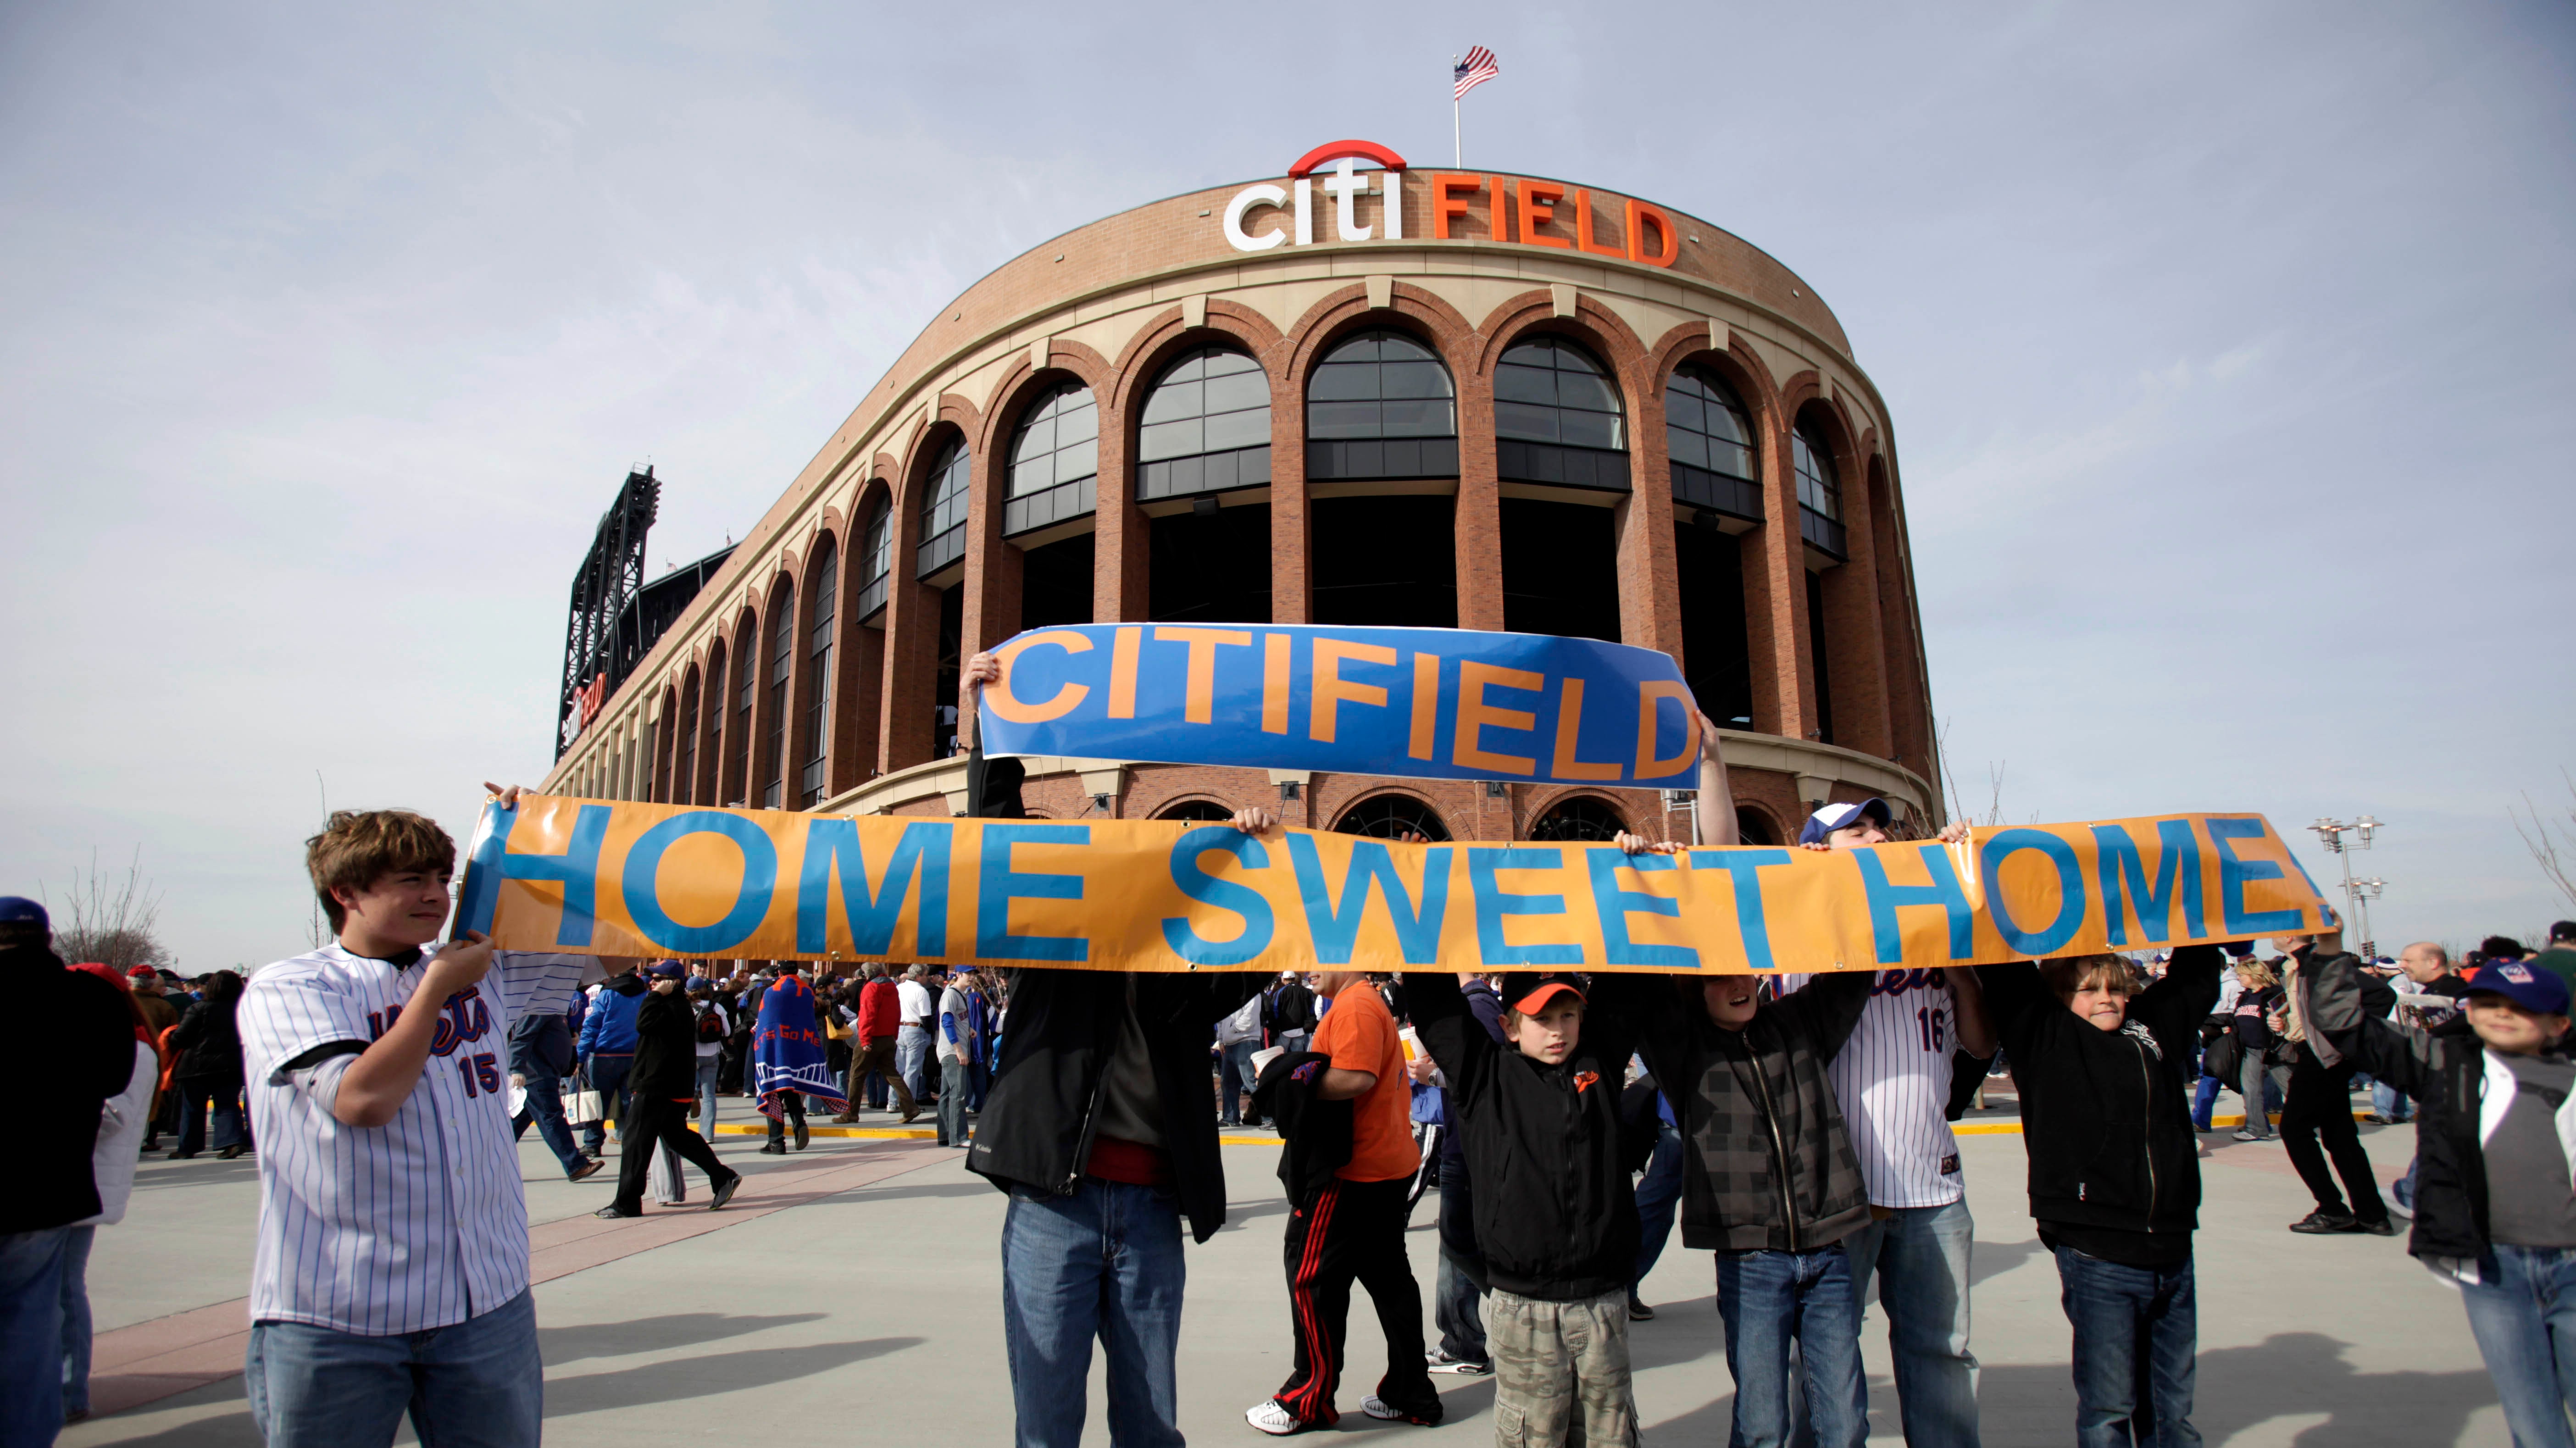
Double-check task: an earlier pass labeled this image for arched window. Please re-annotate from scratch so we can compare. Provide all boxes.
[1735,807,1779,846]
[1307,330,1457,480]
[856,497,891,620]
[917,437,971,577]
[726,623,754,806]
[1155,799,1235,822]
[1793,422,1846,558]
[800,538,836,808]
[1495,337,1628,491]
[1334,793,1453,841]
[1527,796,1628,842]
[1666,367,1761,523]
[761,583,794,808]
[1005,383,1099,537]
[674,669,700,805]
[1138,347,1271,500]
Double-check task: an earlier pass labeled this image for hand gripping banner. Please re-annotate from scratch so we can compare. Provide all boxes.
[972,624,1704,788]
[461,797,2335,974]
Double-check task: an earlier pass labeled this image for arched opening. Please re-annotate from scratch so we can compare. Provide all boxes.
[722,617,755,806]
[1155,799,1235,822]
[1308,329,1458,628]
[674,666,701,804]
[1007,381,1100,632]
[1735,807,1780,847]
[760,578,794,809]
[1793,417,1843,744]
[917,435,972,579]
[799,537,837,808]
[1143,346,1273,623]
[1527,795,1628,842]
[1334,793,1453,841]
[697,639,727,806]
[1670,365,1760,727]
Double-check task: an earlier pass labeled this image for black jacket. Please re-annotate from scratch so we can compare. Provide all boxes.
[509,1006,577,1079]
[1412,971,1641,1300]
[1266,981,1317,1039]
[170,996,244,1087]
[1255,1050,1351,1201]
[2310,952,2526,1265]
[630,988,701,1099]
[1593,971,1873,1252]
[6,944,138,1234]
[1980,946,2223,1238]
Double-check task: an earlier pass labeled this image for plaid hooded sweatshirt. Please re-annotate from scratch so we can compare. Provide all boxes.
[1593,971,1874,1252]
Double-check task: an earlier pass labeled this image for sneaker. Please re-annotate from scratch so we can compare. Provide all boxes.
[2289,1210,2360,1234]
[793,1119,810,1151]
[2354,1216,2399,1236]
[593,1204,643,1219]
[707,1173,743,1211]
[1361,1395,1439,1426]
[1426,1348,1492,1376]
[1244,1400,1304,1436]
[1627,1292,1656,1321]
[758,1142,786,1155]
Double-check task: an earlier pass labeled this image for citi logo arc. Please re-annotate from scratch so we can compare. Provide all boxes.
[1220,139,1682,271]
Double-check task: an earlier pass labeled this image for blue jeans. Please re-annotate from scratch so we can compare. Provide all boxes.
[177,1080,245,1155]
[582,1053,633,1154]
[694,1056,721,1132]
[898,1027,932,1104]
[2458,1245,2576,1448]
[1218,1039,1259,1125]
[1715,1246,1865,1448]
[0,1227,72,1448]
[1001,1179,1185,1448]
[2054,1245,2198,1448]
[511,1073,588,1176]
[2191,1074,2221,1132]
[245,1288,542,1448]
[2372,1079,2413,1122]
[1632,1121,1684,1287]
[60,1225,96,1420]
[1840,1199,1981,1446]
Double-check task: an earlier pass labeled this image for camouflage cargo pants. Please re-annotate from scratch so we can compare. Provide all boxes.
[1488,1287,1641,1446]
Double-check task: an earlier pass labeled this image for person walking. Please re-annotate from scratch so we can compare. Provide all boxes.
[2278,923,2397,1235]
[936,969,977,1147]
[896,965,938,1109]
[575,962,647,1160]
[1215,986,1264,1128]
[126,968,179,1154]
[687,977,727,1133]
[835,964,917,1121]
[595,966,741,1219]
[753,965,843,1153]
[54,960,157,1432]
[2227,960,2287,1141]
[167,971,250,1160]
[507,983,600,1182]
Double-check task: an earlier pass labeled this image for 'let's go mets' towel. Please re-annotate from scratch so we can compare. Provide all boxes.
[751,974,846,1119]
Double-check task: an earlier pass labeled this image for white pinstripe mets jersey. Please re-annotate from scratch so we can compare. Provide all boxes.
[238,944,594,1334]
[1779,969,1967,1208]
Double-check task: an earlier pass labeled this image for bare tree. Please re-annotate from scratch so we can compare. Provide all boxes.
[2509,770,2576,914]
[44,847,173,971]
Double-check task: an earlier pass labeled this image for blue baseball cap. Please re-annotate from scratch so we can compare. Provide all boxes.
[1799,799,1892,847]
[685,976,710,991]
[648,960,686,979]
[0,897,49,929]
[2468,960,2573,1016]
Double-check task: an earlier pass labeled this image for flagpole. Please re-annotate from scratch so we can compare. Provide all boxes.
[1452,55,1461,166]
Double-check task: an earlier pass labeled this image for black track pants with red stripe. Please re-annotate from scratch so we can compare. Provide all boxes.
[1273,1176,1443,1427]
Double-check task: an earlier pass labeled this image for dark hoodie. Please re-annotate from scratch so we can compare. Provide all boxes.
[1411,971,1642,1301]
[4,941,137,1233]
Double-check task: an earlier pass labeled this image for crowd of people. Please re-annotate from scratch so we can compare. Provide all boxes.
[6,653,2576,1447]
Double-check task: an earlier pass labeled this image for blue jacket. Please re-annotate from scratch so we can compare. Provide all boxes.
[578,976,646,1058]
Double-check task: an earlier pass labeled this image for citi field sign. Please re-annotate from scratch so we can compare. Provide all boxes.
[1221,139,1682,268]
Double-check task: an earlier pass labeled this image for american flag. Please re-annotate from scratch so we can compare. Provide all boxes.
[1454,46,1499,100]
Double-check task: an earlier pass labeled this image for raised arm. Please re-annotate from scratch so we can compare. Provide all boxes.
[1616,712,1735,854]
[1405,970,1495,1103]
[2305,949,2435,1095]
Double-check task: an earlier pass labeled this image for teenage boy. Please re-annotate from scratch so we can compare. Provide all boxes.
[2309,950,2576,1446]
[1781,799,1990,1448]
[1607,716,1877,1448]
[1248,967,1443,1435]
[2276,921,2397,1235]
[235,794,596,1448]
[1410,969,1645,1445]
[1977,947,2224,1448]
[936,968,975,1147]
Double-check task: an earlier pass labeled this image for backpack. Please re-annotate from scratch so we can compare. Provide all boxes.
[695,1004,727,1044]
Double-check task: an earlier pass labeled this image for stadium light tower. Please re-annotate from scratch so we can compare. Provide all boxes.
[2307,816,2385,958]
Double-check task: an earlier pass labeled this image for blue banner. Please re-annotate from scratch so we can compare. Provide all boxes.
[975,624,1702,787]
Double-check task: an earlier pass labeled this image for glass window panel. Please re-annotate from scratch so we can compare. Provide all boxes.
[1010,451,1055,496]
[1706,398,1749,446]
[1308,400,1382,438]
[1202,407,1271,453]
[1377,398,1454,435]
[1710,439,1752,479]
[1012,416,1055,465]
[1203,350,1260,377]
[1378,361,1451,399]
[1668,429,1710,470]
[1555,371,1621,415]
[1664,384,1705,433]
[1140,379,1201,425]
[1549,341,1606,376]
[1494,399,1561,443]
[1559,410,1622,450]
[1376,333,1434,363]
[1307,366,1379,402]
[1203,370,1271,414]
[1055,437,1097,483]
[1056,398,1097,442]
[1493,364,1558,406]
[1138,417,1201,462]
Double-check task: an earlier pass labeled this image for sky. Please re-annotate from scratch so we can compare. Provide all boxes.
[3,1,2570,970]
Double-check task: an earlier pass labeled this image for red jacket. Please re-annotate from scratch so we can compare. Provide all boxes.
[857,978,900,1040]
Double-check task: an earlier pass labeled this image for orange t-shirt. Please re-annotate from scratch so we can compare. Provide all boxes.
[1313,982,1418,1182]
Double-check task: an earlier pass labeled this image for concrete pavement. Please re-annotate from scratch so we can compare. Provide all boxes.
[63,1106,2508,1446]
